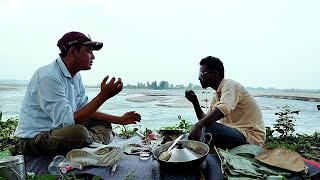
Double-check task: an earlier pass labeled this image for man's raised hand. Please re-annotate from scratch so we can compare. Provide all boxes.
[100,75,123,100]
[185,90,199,104]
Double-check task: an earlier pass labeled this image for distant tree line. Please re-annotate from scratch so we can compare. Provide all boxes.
[124,81,202,90]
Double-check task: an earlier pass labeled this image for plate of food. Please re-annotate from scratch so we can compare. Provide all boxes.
[122,143,151,155]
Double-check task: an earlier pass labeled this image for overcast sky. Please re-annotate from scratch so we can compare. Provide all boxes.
[0,0,319,89]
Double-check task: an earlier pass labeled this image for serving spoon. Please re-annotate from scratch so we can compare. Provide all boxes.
[158,134,184,161]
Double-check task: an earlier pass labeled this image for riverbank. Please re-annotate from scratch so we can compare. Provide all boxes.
[250,90,320,102]
[123,88,320,110]
[255,94,320,102]
[0,84,23,91]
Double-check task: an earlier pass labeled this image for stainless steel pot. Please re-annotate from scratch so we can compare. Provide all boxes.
[0,155,26,180]
[153,139,210,170]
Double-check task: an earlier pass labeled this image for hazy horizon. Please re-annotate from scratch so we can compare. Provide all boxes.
[1,0,319,89]
[1,79,319,91]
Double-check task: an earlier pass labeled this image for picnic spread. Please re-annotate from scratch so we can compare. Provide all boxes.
[24,135,217,180]
[20,136,320,179]
[17,135,320,180]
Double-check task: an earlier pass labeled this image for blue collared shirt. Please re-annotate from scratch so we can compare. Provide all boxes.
[14,58,89,138]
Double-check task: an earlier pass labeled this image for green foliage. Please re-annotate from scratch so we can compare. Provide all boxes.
[0,148,11,158]
[114,125,155,140]
[265,127,274,142]
[28,174,57,180]
[265,132,320,157]
[265,106,320,159]
[158,81,170,89]
[114,125,138,139]
[150,81,158,89]
[272,105,297,139]
[0,116,20,155]
[0,117,18,141]
[161,115,192,133]
[25,173,102,180]
[124,81,202,89]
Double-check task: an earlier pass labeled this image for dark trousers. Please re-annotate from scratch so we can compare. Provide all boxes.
[201,122,248,150]
[19,120,113,155]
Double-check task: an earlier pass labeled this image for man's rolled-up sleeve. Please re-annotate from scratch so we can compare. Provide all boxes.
[215,84,240,116]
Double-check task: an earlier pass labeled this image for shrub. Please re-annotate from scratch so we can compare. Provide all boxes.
[273,105,297,140]
[265,106,320,159]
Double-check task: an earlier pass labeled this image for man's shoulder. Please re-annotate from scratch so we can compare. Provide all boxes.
[222,79,242,87]
[221,79,249,92]
[35,60,60,79]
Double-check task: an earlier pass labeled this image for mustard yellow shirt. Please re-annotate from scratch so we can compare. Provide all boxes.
[209,79,266,146]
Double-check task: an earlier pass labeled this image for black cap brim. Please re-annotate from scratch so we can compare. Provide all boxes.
[83,41,103,51]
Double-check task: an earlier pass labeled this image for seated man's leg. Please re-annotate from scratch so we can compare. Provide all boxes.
[83,120,114,144]
[20,124,90,155]
[202,122,247,150]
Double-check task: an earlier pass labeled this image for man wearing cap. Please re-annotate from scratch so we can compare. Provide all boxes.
[14,31,141,155]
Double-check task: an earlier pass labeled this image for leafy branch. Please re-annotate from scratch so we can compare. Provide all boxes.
[161,115,192,133]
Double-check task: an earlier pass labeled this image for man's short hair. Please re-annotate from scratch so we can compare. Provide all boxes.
[200,56,224,78]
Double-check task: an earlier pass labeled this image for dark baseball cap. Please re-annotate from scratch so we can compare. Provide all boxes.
[57,31,103,52]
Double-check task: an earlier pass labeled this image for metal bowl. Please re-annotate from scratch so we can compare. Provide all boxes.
[153,140,209,170]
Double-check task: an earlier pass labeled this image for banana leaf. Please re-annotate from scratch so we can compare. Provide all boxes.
[217,147,291,179]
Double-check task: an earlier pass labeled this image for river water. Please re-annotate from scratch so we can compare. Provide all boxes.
[0,85,319,135]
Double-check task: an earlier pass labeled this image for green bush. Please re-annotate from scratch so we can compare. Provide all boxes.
[265,106,320,159]
[0,115,20,155]
[160,115,192,133]
[273,105,297,139]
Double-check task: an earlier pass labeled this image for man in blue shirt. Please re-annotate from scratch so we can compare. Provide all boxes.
[15,31,141,155]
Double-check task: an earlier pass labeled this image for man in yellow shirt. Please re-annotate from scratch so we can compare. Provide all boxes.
[185,56,266,150]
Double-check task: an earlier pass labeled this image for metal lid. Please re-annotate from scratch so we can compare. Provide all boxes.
[168,143,200,162]
[0,155,24,166]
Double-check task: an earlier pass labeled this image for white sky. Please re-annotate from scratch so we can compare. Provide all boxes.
[0,0,319,89]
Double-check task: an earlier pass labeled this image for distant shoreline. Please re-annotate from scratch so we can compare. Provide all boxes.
[0,84,23,91]
[254,95,320,102]
[1,84,320,103]
[250,90,320,102]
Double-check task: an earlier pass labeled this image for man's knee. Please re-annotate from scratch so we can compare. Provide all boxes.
[202,122,221,134]
[19,125,91,155]
[52,124,89,141]
[201,123,247,150]
[67,124,89,140]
